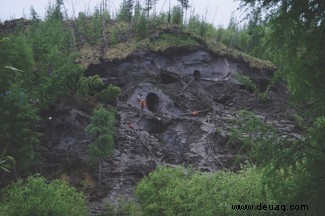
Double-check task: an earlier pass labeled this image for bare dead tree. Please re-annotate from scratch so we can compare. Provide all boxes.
[62,0,76,48]
[100,0,109,62]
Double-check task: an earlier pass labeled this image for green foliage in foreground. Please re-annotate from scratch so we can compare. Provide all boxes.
[104,196,142,216]
[136,165,273,216]
[229,110,325,215]
[0,176,89,216]
[239,0,325,116]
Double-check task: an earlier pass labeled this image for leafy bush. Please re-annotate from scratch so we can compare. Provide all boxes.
[0,176,89,216]
[136,165,273,216]
[104,196,142,216]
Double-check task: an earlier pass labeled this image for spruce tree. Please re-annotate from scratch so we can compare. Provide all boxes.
[136,11,148,40]
[86,104,116,185]
[0,37,41,173]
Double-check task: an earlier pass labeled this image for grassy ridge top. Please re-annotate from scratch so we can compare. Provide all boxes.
[78,24,276,72]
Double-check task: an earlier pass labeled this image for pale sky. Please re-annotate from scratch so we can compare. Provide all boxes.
[0,0,241,27]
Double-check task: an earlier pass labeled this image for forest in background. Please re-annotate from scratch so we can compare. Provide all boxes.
[0,0,324,215]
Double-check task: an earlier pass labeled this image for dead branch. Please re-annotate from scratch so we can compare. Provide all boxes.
[179,77,196,95]
[133,129,158,161]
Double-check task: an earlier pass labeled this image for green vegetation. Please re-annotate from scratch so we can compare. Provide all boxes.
[0,0,122,176]
[234,72,280,100]
[148,32,199,52]
[0,0,324,214]
[229,1,324,215]
[104,196,142,216]
[136,165,273,216]
[76,75,104,98]
[0,1,81,174]
[0,176,89,216]
[0,84,42,172]
[86,104,117,185]
[0,150,15,173]
[97,84,121,103]
[234,72,258,94]
[228,110,324,215]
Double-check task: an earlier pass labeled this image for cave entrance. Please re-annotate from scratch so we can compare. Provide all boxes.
[145,119,169,134]
[146,93,159,112]
[160,73,178,84]
[193,70,201,80]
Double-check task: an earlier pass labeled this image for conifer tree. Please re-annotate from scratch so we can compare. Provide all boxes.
[229,2,325,210]
[0,37,41,173]
[171,6,182,25]
[86,105,116,185]
[0,85,41,173]
[117,0,134,23]
[135,11,148,40]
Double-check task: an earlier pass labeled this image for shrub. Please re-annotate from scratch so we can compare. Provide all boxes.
[136,165,273,216]
[0,176,89,216]
[104,196,142,216]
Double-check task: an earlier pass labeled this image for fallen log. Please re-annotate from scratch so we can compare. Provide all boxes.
[179,108,210,116]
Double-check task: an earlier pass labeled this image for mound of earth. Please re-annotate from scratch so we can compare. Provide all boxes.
[40,32,300,214]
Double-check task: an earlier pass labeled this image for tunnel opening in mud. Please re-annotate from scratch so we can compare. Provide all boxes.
[193,70,201,80]
[160,73,179,84]
[144,119,169,134]
[146,93,159,112]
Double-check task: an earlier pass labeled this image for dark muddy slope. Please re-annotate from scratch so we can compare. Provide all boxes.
[42,33,297,214]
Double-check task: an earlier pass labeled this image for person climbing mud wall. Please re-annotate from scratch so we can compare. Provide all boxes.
[146,93,159,112]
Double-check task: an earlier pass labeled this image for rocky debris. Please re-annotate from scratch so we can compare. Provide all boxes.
[42,45,300,214]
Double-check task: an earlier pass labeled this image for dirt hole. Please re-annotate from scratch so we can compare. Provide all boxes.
[160,73,178,84]
[193,70,201,80]
[145,119,169,134]
[146,93,159,112]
